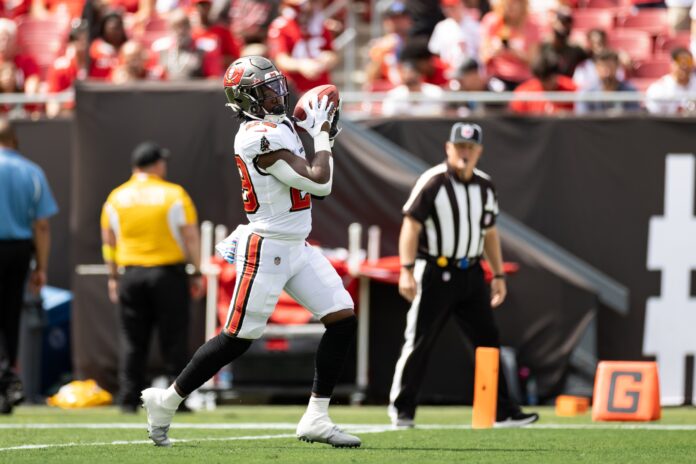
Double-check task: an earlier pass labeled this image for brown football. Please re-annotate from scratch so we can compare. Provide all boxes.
[293,84,340,131]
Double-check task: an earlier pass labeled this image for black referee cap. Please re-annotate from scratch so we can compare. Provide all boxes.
[132,141,170,167]
[449,122,482,145]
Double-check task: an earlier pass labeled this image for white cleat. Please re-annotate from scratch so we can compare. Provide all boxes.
[141,388,177,447]
[296,414,361,448]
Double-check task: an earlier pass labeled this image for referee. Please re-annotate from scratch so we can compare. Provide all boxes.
[388,122,539,428]
[0,119,57,414]
[101,142,202,413]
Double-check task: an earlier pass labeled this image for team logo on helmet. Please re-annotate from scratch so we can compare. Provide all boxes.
[460,124,475,139]
[225,64,244,87]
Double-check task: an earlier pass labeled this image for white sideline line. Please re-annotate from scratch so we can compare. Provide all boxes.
[1,422,695,452]
[1,422,696,431]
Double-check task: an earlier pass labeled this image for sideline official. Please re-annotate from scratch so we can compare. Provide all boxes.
[388,122,539,428]
[101,142,202,412]
[0,119,58,414]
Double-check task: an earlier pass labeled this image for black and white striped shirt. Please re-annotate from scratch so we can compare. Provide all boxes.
[403,163,499,260]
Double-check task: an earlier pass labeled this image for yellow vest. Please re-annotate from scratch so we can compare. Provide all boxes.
[100,173,198,266]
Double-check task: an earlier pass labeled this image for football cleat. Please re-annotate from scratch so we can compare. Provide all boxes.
[387,405,414,428]
[141,388,177,447]
[296,413,361,448]
[494,411,540,428]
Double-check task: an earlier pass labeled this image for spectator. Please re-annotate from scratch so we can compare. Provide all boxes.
[480,0,541,90]
[450,58,506,114]
[646,47,696,114]
[382,60,445,116]
[399,36,449,86]
[0,63,25,118]
[539,6,587,77]
[573,28,629,91]
[366,0,412,89]
[691,1,696,56]
[47,21,89,118]
[407,0,445,37]
[267,0,337,93]
[89,11,128,79]
[510,49,576,114]
[191,0,240,69]
[576,50,641,115]
[101,141,202,413]
[0,19,40,97]
[428,0,481,77]
[151,9,223,80]
[666,0,693,32]
[229,0,280,45]
[110,40,162,83]
[1,0,30,19]
[31,0,86,20]
[0,118,58,414]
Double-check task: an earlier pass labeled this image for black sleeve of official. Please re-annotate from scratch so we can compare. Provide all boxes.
[403,176,440,223]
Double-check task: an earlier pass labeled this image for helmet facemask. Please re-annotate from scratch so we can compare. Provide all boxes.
[225,75,289,122]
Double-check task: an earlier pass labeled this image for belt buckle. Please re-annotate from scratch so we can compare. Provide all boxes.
[458,258,469,269]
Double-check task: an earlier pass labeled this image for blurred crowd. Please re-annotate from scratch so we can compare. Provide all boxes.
[368,0,696,115]
[0,0,694,117]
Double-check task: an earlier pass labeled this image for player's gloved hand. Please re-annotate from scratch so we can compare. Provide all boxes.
[329,104,342,145]
[296,94,335,139]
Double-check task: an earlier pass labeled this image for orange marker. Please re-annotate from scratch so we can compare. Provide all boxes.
[472,347,499,429]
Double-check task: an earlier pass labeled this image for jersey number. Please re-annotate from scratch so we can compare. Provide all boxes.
[235,155,259,214]
[289,188,311,212]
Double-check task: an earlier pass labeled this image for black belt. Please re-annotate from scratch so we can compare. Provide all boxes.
[419,255,481,270]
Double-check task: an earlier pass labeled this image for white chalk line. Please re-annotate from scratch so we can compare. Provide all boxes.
[1,422,695,452]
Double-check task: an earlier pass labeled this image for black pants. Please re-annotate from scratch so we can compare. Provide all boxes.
[390,261,519,420]
[0,240,32,375]
[117,264,190,406]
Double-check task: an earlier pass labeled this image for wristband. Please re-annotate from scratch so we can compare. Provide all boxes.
[314,131,332,153]
[493,274,506,280]
[401,263,415,270]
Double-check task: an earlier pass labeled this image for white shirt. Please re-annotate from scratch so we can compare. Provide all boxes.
[665,0,692,8]
[428,17,480,75]
[382,83,445,117]
[234,117,312,241]
[645,74,696,114]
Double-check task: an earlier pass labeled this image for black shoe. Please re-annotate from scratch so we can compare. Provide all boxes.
[495,411,539,428]
[0,394,12,415]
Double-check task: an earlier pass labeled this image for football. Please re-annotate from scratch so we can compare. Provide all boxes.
[293,84,340,130]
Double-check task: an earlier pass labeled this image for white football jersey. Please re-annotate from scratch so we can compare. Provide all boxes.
[233,117,313,241]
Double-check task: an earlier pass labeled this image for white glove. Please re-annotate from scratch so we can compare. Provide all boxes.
[296,94,335,139]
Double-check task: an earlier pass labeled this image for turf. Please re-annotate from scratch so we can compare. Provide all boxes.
[0,405,695,463]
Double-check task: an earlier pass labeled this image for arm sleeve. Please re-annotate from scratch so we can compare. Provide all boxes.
[402,176,438,223]
[265,157,333,197]
[482,183,499,229]
[34,168,58,219]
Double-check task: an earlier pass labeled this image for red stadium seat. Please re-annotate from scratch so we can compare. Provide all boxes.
[607,29,653,61]
[16,16,71,80]
[655,32,691,57]
[633,58,671,78]
[616,9,669,36]
[572,9,615,32]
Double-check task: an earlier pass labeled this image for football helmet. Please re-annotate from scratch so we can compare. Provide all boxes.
[223,56,289,122]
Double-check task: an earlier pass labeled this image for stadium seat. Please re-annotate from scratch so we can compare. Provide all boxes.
[607,29,653,61]
[616,9,669,36]
[572,9,615,32]
[654,32,691,57]
[16,16,71,80]
[633,58,670,78]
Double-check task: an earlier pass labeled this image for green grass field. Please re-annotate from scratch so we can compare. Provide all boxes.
[1,405,695,463]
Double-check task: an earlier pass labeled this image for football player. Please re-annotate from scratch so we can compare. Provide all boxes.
[141,56,360,448]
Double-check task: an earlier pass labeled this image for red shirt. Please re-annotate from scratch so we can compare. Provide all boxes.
[2,54,39,90]
[48,55,80,92]
[44,0,85,19]
[510,75,577,114]
[0,0,29,18]
[481,12,541,84]
[89,39,120,80]
[105,0,138,13]
[192,24,240,62]
[267,13,334,92]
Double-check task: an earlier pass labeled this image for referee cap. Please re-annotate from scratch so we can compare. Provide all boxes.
[132,141,170,167]
[449,122,482,145]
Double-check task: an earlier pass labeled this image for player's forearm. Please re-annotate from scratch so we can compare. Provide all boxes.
[266,153,333,196]
[32,218,50,272]
[483,227,504,275]
[180,225,202,270]
[399,216,421,265]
